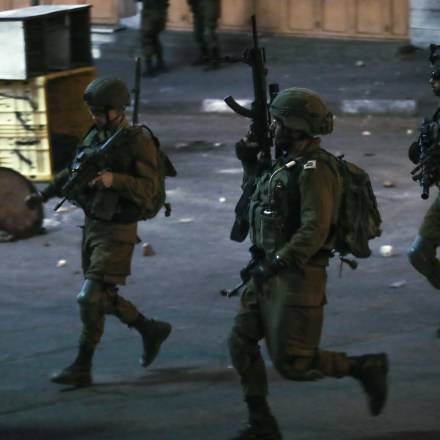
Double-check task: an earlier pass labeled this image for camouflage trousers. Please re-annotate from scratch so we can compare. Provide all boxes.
[228,265,351,397]
[188,0,221,52]
[78,217,141,347]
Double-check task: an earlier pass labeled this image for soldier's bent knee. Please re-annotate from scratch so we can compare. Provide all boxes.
[228,331,258,374]
[77,279,104,306]
[408,235,436,275]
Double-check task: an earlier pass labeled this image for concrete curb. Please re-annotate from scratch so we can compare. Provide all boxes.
[140,98,428,117]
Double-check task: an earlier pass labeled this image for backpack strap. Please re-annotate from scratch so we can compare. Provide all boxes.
[140,123,161,149]
[140,124,177,177]
[292,149,343,263]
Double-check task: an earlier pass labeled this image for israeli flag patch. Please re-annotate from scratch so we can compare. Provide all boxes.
[303,160,317,169]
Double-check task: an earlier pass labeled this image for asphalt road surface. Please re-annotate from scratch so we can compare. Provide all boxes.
[1,113,440,440]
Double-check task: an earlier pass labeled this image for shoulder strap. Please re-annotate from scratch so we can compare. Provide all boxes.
[140,123,161,148]
[138,123,176,177]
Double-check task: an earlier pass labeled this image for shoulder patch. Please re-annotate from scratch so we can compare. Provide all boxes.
[303,160,317,170]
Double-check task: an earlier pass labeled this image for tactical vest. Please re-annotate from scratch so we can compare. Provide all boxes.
[249,152,340,261]
[70,126,141,223]
[248,156,302,257]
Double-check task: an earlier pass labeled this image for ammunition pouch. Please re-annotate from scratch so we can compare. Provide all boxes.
[230,178,256,242]
[88,187,120,222]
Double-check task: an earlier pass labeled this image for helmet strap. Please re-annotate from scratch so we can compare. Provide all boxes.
[103,108,125,131]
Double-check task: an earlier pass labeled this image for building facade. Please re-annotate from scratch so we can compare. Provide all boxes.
[0,1,439,47]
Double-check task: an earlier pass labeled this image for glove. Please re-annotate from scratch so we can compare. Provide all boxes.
[25,192,46,209]
[249,255,287,288]
[408,141,420,164]
[235,136,260,162]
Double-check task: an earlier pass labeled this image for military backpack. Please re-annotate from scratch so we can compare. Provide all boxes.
[141,125,177,219]
[301,150,382,260]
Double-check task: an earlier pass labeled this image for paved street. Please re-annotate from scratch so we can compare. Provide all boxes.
[1,19,440,440]
[2,112,440,440]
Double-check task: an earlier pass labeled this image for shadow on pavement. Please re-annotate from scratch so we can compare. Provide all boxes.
[0,425,111,440]
[356,432,440,440]
[56,366,237,394]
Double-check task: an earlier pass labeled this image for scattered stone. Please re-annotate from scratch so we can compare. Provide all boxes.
[383,180,396,188]
[142,243,156,257]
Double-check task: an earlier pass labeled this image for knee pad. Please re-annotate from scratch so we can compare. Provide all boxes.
[228,331,259,375]
[408,235,436,276]
[77,279,104,306]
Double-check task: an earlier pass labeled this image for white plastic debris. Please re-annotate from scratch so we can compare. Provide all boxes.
[390,281,406,288]
[57,259,67,267]
[43,218,60,229]
[379,245,394,257]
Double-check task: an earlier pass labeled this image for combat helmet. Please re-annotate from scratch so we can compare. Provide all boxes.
[429,44,440,79]
[83,76,131,109]
[269,87,333,136]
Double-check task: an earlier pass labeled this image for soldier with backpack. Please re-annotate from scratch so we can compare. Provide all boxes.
[228,87,389,439]
[25,76,172,387]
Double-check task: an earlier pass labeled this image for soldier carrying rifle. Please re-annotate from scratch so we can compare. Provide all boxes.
[408,43,440,338]
[25,75,172,387]
[223,16,388,440]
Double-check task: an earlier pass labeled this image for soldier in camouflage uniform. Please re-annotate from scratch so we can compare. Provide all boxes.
[187,0,221,69]
[26,77,172,387]
[138,0,169,77]
[408,44,440,338]
[228,88,389,439]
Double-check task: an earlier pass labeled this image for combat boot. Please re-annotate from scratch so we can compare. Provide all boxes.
[131,314,172,367]
[191,45,209,66]
[155,47,167,74]
[155,58,167,74]
[143,55,155,77]
[231,396,283,440]
[50,344,94,387]
[204,47,221,71]
[349,353,389,416]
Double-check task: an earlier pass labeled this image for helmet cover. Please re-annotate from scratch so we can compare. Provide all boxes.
[83,76,131,109]
[269,87,333,136]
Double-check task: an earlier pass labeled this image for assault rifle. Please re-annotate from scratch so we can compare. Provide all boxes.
[410,44,440,199]
[222,15,279,167]
[54,126,129,211]
[220,246,265,297]
[410,115,440,200]
[220,15,279,242]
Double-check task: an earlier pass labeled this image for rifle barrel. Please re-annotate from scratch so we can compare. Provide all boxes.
[132,56,141,125]
[251,15,258,48]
